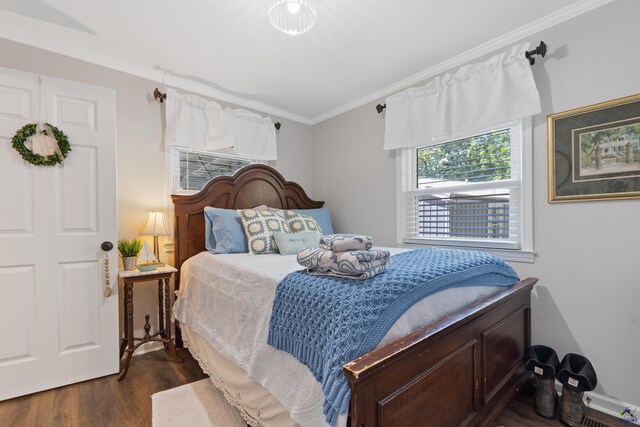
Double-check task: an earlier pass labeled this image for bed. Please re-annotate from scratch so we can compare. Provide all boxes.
[172,164,538,427]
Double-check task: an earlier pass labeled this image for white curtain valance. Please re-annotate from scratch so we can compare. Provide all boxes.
[165,88,222,150]
[228,109,277,160]
[165,88,277,160]
[383,43,541,150]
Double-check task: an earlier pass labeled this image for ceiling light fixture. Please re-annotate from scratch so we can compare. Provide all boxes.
[269,0,316,35]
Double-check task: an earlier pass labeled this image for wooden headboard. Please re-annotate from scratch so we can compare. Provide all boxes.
[171,164,323,287]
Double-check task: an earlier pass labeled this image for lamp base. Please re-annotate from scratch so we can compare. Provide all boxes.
[152,236,165,267]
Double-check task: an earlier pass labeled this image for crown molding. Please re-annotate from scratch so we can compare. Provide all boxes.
[309,0,615,125]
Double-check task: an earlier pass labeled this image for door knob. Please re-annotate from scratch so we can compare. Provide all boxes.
[101,241,114,252]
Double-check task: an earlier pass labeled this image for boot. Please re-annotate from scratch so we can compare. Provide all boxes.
[557,353,598,427]
[524,345,559,418]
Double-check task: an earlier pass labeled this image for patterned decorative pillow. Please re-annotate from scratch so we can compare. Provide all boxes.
[273,210,322,236]
[237,209,290,255]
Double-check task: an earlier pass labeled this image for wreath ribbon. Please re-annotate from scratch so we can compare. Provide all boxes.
[27,124,64,160]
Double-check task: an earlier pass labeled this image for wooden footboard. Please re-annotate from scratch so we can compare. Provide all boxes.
[343,278,537,427]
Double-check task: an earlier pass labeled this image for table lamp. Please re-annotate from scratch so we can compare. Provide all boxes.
[141,211,170,265]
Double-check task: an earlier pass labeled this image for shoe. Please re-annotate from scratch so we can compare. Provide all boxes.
[556,353,597,426]
[524,345,559,419]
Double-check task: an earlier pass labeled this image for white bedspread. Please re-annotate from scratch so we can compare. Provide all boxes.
[173,249,501,427]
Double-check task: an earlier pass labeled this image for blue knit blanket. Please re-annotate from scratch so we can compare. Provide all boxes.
[267,248,519,425]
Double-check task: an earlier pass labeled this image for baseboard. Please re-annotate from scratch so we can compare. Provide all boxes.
[553,382,640,425]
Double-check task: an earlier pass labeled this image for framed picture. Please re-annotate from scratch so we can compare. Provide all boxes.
[548,93,640,202]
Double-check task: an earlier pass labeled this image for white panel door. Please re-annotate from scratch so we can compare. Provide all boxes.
[0,66,118,400]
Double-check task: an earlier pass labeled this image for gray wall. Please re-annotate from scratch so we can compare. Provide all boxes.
[312,107,398,243]
[0,38,315,345]
[311,0,640,404]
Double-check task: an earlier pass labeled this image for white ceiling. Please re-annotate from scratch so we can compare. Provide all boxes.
[0,0,612,124]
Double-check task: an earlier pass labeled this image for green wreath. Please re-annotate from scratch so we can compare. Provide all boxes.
[11,123,71,166]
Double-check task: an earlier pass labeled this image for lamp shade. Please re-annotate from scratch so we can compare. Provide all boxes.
[141,211,170,236]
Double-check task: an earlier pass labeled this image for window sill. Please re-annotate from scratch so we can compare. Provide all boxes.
[397,243,536,264]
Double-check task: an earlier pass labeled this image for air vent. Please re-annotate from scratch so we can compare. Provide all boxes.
[581,415,615,427]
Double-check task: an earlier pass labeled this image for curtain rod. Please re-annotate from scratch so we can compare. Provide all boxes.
[376,41,547,114]
[152,88,282,131]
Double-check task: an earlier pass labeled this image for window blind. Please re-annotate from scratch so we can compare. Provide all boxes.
[172,147,252,193]
[400,124,522,249]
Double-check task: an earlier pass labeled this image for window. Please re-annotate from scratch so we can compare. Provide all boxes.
[171,147,253,194]
[398,120,532,255]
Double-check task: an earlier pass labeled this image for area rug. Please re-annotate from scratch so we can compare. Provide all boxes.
[152,379,245,427]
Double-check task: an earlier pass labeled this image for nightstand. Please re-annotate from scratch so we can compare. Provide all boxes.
[117,265,183,381]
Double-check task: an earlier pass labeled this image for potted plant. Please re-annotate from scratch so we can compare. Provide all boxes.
[118,238,143,271]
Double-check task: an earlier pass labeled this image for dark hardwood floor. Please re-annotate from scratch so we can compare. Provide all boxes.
[0,349,626,427]
[0,349,207,427]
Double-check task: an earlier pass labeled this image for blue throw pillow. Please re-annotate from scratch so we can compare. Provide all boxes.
[204,207,249,254]
[273,231,320,255]
[291,207,334,235]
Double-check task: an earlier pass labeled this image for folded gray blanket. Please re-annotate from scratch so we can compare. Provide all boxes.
[319,234,373,252]
[297,247,391,280]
